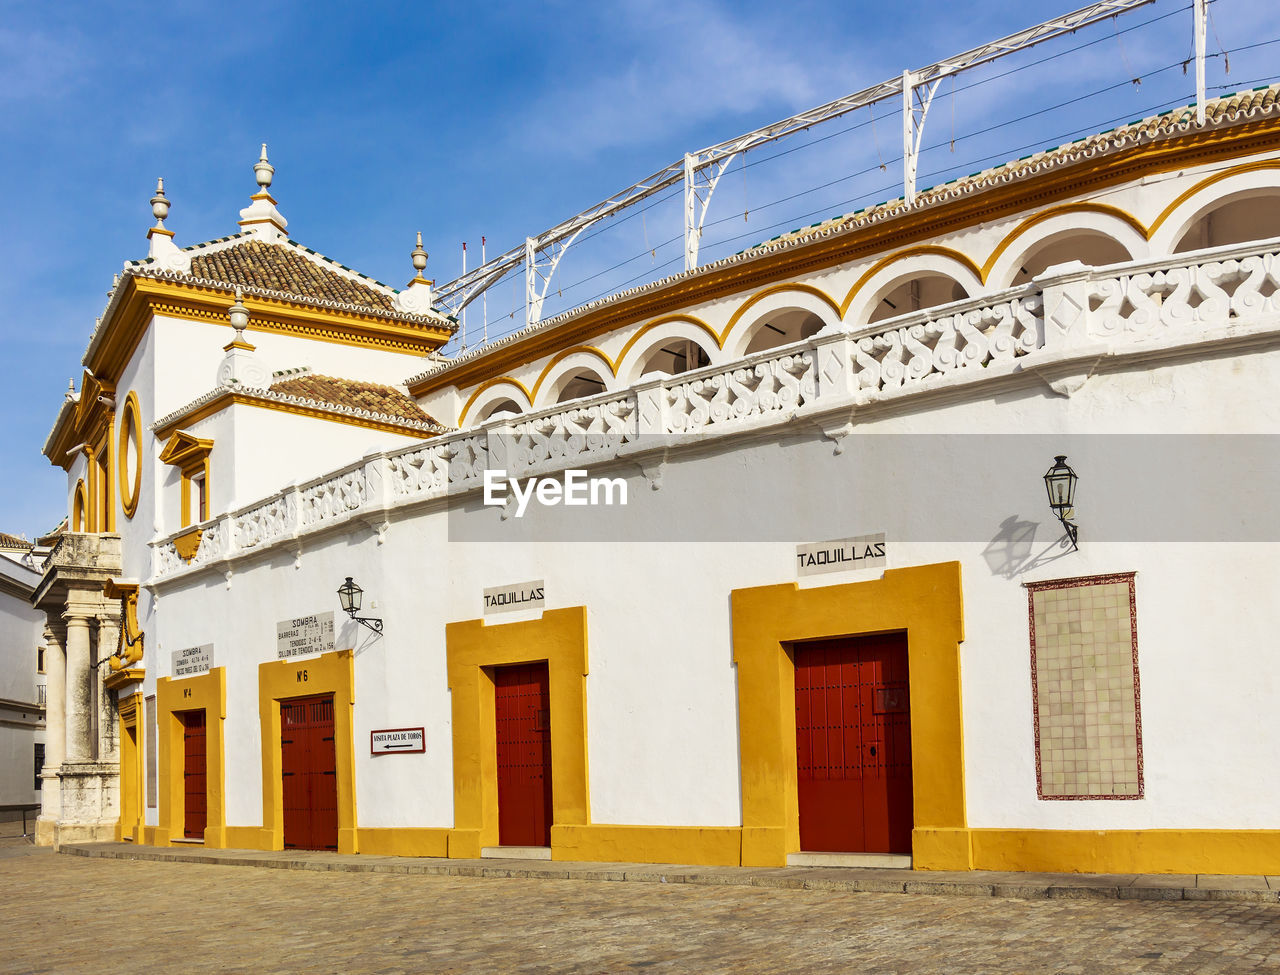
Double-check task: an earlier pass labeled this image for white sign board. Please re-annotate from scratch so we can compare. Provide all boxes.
[483,580,545,615]
[371,727,426,754]
[796,533,887,577]
[172,644,213,678]
[276,612,336,659]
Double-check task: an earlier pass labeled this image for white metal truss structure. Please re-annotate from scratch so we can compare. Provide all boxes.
[433,0,1217,332]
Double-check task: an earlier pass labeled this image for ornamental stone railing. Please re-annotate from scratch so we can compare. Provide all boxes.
[148,240,1280,581]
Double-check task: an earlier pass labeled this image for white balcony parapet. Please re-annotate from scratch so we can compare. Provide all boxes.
[147,240,1280,584]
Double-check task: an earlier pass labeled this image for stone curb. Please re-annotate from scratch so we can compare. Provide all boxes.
[57,843,1280,905]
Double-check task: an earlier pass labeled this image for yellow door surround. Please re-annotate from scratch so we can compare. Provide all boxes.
[116,691,145,843]
[258,650,358,854]
[155,666,227,848]
[445,607,590,859]
[731,562,970,870]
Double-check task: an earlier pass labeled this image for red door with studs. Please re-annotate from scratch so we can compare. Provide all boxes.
[494,662,552,847]
[794,633,912,854]
[181,710,207,840]
[281,695,339,851]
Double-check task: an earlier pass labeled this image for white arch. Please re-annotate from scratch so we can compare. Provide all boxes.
[844,253,982,328]
[722,290,842,360]
[536,351,615,408]
[1149,171,1280,255]
[465,382,533,425]
[986,212,1146,290]
[616,321,719,386]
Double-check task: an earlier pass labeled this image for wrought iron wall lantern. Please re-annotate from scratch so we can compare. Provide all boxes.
[337,576,383,634]
[1044,455,1079,550]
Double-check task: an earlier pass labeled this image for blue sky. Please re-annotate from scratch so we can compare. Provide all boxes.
[1,0,1272,537]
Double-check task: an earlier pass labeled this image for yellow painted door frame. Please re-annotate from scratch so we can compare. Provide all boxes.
[731,562,969,869]
[257,650,358,854]
[155,667,227,847]
[117,692,145,842]
[445,607,589,859]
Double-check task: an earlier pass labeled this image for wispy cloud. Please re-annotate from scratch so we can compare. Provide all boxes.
[515,0,846,159]
[0,26,91,107]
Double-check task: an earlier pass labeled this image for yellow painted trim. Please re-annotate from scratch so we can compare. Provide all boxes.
[152,392,438,443]
[839,245,986,317]
[103,667,145,690]
[258,649,358,853]
[445,607,589,858]
[84,446,99,533]
[356,828,451,858]
[552,825,742,866]
[457,377,536,427]
[730,562,967,869]
[173,527,203,562]
[117,692,144,843]
[104,578,144,670]
[528,345,617,404]
[102,417,116,532]
[159,430,214,469]
[160,431,213,527]
[101,276,452,377]
[979,202,1147,282]
[1147,158,1280,239]
[72,480,86,533]
[156,666,227,848]
[224,826,271,849]
[614,314,724,367]
[722,282,841,344]
[972,828,1280,876]
[117,391,142,519]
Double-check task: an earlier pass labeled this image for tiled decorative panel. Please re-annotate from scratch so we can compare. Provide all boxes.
[1026,573,1143,800]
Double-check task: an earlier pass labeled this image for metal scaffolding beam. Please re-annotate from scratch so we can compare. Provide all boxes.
[433,0,1161,328]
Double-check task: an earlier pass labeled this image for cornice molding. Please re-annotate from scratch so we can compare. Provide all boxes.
[84,273,455,388]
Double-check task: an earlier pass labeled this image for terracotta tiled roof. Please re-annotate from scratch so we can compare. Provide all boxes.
[0,531,32,550]
[269,374,437,425]
[189,240,395,311]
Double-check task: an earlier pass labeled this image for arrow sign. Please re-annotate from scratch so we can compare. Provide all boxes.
[371,727,425,755]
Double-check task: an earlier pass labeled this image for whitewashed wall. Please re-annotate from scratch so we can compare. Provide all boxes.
[144,343,1280,834]
[0,565,45,807]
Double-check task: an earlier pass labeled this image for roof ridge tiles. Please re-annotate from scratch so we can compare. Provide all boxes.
[152,382,449,437]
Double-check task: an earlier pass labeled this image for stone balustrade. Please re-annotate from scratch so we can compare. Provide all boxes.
[149,240,1280,581]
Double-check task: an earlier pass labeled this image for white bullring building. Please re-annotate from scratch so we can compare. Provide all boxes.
[32,82,1280,875]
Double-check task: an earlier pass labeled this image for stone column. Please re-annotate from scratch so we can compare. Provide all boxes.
[42,624,66,769]
[95,613,121,763]
[62,605,93,764]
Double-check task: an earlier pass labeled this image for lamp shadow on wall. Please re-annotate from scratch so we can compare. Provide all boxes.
[982,515,1075,579]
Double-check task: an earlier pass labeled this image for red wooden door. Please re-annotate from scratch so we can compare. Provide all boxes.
[794,633,912,854]
[181,710,207,840]
[494,662,552,847]
[281,695,338,851]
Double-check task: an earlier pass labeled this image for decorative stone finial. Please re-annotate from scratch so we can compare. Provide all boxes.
[228,287,251,342]
[218,287,268,388]
[412,232,429,274]
[394,232,436,315]
[239,144,288,241]
[145,176,192,271]
[65,379,76,402]
[150,178,170,227]
[254,144,274,193]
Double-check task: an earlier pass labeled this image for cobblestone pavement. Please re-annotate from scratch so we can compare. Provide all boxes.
[3,847,1280,974]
